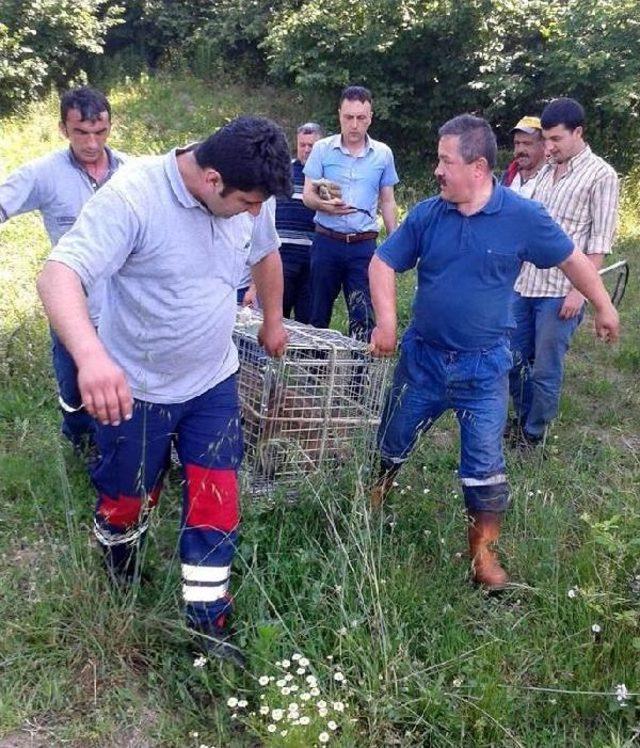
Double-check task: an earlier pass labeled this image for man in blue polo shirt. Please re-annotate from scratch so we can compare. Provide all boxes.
[0,86,127,456]
[369,114,619,590]
[303,86,398,341]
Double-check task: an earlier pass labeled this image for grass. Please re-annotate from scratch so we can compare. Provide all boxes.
[1,72,639,747]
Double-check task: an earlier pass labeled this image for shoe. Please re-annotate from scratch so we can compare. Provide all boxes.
[467,510,509,592]
[190,623,247,669]
[370,459,402,510]
[515,430,544,452]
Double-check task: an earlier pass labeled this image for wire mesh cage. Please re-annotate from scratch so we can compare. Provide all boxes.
[233,307,393,495]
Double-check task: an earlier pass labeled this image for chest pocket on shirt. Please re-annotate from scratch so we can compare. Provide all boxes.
[483,248,520,283]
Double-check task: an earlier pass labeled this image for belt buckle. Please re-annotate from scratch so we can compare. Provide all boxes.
[345,232,357,244]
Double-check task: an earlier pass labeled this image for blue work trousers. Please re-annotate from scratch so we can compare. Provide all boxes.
[309,233,376,342]
[281,243,311,323]
[378,329,512,512]
[91,374,243,631]
[509,293,584,439]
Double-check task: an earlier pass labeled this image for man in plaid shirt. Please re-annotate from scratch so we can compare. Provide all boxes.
[509,98,619,446]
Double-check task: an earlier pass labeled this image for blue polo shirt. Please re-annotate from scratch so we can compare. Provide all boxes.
[376,184,573,351]
[304,134,398,233]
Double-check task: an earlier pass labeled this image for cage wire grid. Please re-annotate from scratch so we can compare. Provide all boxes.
[233,307,393,496]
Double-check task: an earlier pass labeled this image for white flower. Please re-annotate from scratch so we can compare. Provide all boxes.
[271,708,284,721]
[299,716,310,725]
[260,706,269,715]
[193,655,208,668]
[299,657,310,667]
[328,720,338,730]
[332,701,344,712]
[276,679,286,687]
[285,673,294,682]
[338,627,348,636]
[267,724,276,733]
[280,730,288,737]
[290,685,299,692]
[310,687,320,696]
[317,701,327,709]
[189,733,199,739]
[292,653,302,661]
[452,677,463,688]
[281,687,291,695]
[615,683,629,703]
[296,667,306,675]
[333,672,345,682]
[227,697,238,708]
[306,675,318,685]
[258,675,269,686]
[591,623,602,633]
[567,587,578,599]
[319,733,330,743]
[282,659,291,669]
[288,702,299,712]
[238,699,248,708]
[300,692,311,701]
[319,707,328,717]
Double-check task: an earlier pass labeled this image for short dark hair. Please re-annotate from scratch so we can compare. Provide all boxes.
[60,86,111,123]
[339,86,372,106]
[297,122,324,137]
[438,114,497,170]
[541,97,585,131]
[194,116,293,198]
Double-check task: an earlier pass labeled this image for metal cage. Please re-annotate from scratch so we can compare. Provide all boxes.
[233,308,393,495]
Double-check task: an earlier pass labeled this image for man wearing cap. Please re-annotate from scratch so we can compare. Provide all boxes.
[500,116,546,198]
[302,85,398,341]
[509,98,619,447]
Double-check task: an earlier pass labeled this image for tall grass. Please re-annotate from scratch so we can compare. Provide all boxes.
[1,73,639,746]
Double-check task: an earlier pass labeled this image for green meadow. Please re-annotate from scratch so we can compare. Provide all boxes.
[0,74,639,747]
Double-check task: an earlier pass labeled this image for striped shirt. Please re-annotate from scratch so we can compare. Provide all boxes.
[275,159,315,248]
[515,146,619,297]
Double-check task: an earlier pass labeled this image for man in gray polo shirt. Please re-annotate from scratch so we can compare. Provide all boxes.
[37,116,293,666]
[0,86,126,456]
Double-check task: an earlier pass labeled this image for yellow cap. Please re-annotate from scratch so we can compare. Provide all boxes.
[511,116,542,134]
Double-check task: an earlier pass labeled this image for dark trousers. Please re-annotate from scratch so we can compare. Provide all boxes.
[309,233,376,342]
[281,244,311,323]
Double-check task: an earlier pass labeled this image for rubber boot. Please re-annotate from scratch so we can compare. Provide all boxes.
[189,614,247,670]
[101,538,147,588]
[370,458,401,510]
[467,510,509,591]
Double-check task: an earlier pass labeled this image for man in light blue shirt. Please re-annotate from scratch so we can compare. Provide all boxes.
[37,117,292,667]
[0,86,127,455]
[303,86,398,341]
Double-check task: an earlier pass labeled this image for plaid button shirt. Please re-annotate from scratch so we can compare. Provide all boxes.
[515,146,619,297]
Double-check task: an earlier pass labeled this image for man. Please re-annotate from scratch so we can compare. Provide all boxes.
[369,115,619,590]
[37,116,292,666]
[275,122,323,323]
[509,98,619,446]
[0,86,126,455]
[303,86,398,341]
[500,116,546,197]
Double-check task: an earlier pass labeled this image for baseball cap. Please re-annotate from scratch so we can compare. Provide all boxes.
[510,116,542,135]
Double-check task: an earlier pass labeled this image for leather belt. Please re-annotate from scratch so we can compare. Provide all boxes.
[315,224,378,244]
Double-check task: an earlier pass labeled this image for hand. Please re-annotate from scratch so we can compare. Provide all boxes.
[241,284,258,308]
[258,320,289,358]
[594,303,620,343]
[369,325,397,357]
[559,289,585,319]
[77,350,133,426]
[318,197,357,216]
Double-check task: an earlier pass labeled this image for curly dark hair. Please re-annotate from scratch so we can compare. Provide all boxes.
[195,116,293,198]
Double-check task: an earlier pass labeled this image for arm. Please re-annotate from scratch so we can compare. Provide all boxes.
[37,261,133,424]
[368,254,398,356]
[240,282,258,307]
[558,248,619,342]
[559,253,604,319]
[378,185,398,235]
[302,177,355,216]
[250,249,288,357]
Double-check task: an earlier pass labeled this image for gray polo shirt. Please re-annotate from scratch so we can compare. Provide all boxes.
[49,149,280,404]
[0,146,127,323]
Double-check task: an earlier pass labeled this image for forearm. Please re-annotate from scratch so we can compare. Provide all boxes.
[559,250,610,311]
[250,250,284,323]
[379,199,398,235]
[37,261,105,364]
[369,255,397,330]
[302,179,329,212]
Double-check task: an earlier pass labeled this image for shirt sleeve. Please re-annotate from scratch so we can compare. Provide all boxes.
[380,146,399,188]
[48,184,141,293]
[0,162,42,221]
[247,196,280,265]
[376,205,423,272]
[303,141,325,180]
[522,201,574,269]
[587,170,619,255]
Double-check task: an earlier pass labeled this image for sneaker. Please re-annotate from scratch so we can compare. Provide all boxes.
[190,623,247,670]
